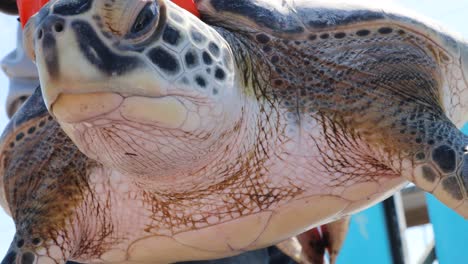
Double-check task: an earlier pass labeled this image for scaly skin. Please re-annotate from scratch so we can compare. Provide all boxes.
[1,0,468,263]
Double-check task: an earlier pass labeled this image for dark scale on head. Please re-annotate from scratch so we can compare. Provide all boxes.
[147,47,180,75]
[162,25,182,46]
[53,0,93,16]
[208,42,220,57]
[195,76,207,88]
[432,145,456,173]
[184,49,199,69]
[202,52,213,65]
[215,68,226,81]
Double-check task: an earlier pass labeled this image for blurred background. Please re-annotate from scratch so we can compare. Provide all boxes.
[0,0,467,263]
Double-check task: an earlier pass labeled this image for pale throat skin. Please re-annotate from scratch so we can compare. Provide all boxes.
[2,0,468,263]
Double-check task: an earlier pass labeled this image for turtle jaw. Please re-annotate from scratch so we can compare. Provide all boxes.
[51,93,192,130]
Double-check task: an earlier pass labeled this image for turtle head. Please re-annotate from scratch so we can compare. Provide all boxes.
[24,0,247,178]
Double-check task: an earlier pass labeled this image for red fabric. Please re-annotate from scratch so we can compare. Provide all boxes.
[17,0,200,28]
[18,0,49,27]
[172,0,200,17]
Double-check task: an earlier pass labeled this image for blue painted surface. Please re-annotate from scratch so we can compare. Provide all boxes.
[336,203,393,264]
[426,194,468,264]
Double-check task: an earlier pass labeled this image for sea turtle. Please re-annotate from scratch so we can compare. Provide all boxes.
[1,0,468,263]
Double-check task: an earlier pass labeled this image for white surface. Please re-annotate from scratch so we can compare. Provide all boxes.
[0,0,467,259]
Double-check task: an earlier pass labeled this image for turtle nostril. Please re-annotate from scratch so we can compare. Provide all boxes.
[54,22,64,33]
[16,239,24,248]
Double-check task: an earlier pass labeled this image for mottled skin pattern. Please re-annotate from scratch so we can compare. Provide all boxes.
[1,0,468,263]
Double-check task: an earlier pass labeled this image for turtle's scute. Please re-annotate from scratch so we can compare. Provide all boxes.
[147,47,181,74]
[53,0,93,16]
[162,24,183,46]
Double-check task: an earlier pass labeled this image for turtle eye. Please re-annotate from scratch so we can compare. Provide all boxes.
[130,2,159,36]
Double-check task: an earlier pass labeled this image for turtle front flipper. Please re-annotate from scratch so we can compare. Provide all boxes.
[196,0,468,218]
[0,88,97,264]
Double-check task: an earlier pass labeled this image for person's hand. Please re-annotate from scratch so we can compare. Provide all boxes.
[0,0,18,14]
